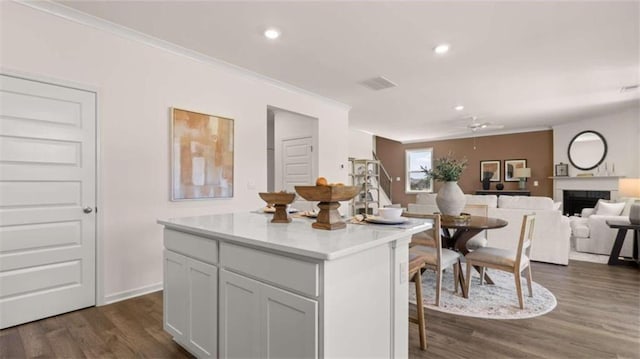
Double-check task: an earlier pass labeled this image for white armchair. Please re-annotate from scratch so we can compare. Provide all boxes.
[571,198,638,256]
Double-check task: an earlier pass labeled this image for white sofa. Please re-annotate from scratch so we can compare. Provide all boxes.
[408,194,571,265]
[570,198,637,257]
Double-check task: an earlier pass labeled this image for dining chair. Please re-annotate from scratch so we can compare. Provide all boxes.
[408,251,428,350]
[464,214,536,309]
[405,213,464,306]
[406,211,438,248]
[410,228,436,248]
[463,204,489,251]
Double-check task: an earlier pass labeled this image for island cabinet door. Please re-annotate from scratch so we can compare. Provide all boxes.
[219,270,262,359]
[220,269,319,359]
[186,258,218,358]
[261,284,318,359]
[164,250,188,342]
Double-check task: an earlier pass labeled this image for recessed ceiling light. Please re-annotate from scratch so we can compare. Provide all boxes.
[433,44,450,54]
[264,28,281,40]
[454,105,464,111]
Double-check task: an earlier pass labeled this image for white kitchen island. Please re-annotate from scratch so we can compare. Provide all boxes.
[158,212,431,359]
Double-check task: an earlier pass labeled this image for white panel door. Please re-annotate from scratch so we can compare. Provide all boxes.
[282,137,313,192]
[0,74,96,329]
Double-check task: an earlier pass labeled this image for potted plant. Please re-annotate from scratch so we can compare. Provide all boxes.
[422,153,468,216]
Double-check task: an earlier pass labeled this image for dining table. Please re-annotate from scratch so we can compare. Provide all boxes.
[440,215,508,297]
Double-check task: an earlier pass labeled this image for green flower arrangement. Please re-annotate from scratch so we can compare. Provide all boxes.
[422,153,468,182]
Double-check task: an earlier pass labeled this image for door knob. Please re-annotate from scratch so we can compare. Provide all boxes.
[83,207,93,214]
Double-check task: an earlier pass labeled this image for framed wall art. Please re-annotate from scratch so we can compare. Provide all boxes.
[480,160,501,182]
[171,108,234,200]
[504,159,527,182]
[555,162,569,177]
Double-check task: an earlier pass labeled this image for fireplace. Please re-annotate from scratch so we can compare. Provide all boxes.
[562,190,610,216]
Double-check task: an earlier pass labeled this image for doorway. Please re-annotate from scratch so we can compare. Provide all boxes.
[266,107,318,208]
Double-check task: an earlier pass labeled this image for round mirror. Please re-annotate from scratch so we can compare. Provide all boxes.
[568,130,607,171]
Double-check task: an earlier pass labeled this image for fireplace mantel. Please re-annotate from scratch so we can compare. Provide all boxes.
[552,176,623,203]
[549,176,626,180]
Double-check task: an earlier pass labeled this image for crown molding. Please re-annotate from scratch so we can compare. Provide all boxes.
[14,0,351,111]
[399,126,552,144]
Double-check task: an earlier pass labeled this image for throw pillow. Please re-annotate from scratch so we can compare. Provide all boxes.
[594,201,625,216]
[592,199,609,213]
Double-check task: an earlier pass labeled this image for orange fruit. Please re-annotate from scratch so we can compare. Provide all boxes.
[315,177,328,186]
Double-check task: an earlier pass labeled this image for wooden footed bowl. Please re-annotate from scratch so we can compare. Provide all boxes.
[294,185,360,202]
[294,185,360,230]
[258,192,296,223]
[258,192,296,205]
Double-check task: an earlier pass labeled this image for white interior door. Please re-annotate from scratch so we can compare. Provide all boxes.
[0,74,96,329]
[282,137,313,192]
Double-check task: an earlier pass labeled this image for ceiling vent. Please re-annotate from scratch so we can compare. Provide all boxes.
[620,84,639,92]
[360,76,398,91]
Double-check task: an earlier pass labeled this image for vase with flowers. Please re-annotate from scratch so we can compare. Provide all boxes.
[422,153,468,217]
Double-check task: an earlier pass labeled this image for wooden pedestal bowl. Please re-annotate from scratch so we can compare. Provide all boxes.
[258,192,296,223]
[294,185,360,230]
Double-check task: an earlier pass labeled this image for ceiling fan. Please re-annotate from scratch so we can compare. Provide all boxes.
[456,116,505,150]
[464,116,504,132]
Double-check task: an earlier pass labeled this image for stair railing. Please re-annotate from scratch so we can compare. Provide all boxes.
[372,151,392,204]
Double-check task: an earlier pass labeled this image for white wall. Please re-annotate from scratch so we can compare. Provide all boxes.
[348,128,374,160]
[267,109,275,191]
[553,104,640,178]
[0,2,350,303]
[273,109,318,191]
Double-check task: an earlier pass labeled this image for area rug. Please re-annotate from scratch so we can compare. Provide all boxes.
[409,264,557,320]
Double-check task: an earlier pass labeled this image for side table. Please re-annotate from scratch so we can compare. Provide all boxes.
[606,220,639,266]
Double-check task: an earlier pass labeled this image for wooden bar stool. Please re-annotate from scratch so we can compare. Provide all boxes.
[409,250,428,350]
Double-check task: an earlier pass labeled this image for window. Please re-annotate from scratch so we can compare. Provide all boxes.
[406,148,433,193]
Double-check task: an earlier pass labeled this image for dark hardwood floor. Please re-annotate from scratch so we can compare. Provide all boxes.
[1,260,638,358]
[0,291,193,359]
[410,260,640,359]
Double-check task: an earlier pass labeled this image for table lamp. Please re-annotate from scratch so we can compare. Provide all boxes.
[619,178,640,224]
[514,167,531,190]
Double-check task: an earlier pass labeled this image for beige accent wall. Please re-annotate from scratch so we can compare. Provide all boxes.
[376,130,554,207]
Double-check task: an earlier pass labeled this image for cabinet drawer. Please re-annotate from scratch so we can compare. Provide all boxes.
[164,229,218,265]
[220,243,319,297]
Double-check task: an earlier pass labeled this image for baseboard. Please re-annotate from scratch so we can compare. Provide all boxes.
[102,282,163,305]
[569,250,609,264]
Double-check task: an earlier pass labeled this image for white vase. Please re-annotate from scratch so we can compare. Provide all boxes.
[436,181,465,216]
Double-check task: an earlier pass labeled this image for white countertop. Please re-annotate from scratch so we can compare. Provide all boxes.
[158,212,431,260]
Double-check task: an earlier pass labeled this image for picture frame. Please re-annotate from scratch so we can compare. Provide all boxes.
[171,108,234,200]
[504,159,527,182]
[555,162,569,177]
[480,160,501,182]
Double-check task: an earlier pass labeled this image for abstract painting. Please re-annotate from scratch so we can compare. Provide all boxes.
[480,160,501,182]
[504,159,527,182]
[171,108,234,200]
